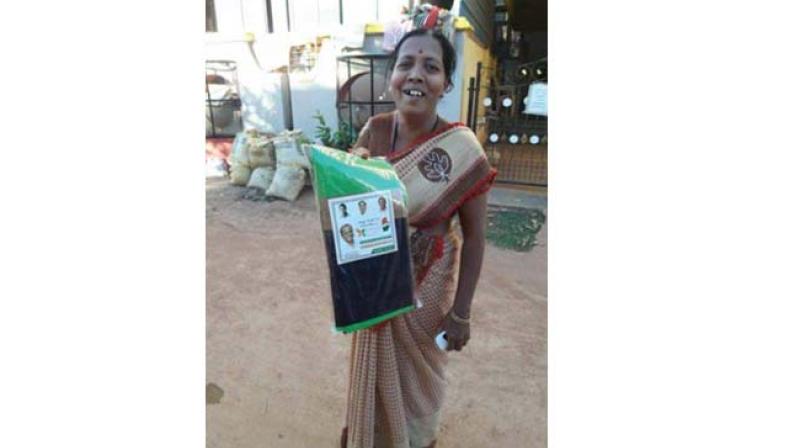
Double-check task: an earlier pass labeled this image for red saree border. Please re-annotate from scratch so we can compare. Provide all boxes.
[415,235,445,286]
[414,167,497,229]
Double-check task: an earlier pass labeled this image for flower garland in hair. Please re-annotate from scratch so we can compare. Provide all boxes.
[382,4,457,53]
[410,4,455,42]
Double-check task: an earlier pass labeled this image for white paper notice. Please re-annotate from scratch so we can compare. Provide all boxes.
[328,190,399,266]
[523,82,548,116]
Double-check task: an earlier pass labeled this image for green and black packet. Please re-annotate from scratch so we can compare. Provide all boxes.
[307,145,416,333]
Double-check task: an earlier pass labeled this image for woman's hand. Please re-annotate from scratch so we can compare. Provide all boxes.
[349,147,371,159]
[441,194,487,352]
[438,311,471,351]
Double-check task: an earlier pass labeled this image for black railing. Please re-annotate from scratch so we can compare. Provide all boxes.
[336,53,396,137]
[467,60,548,186]
[206,60,243,138]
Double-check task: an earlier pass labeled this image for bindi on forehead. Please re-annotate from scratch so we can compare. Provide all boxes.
[401,44,425,53]
[399,46,441,60]
[399,37,441,55]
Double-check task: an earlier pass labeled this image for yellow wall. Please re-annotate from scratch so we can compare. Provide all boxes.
[458,29,495,144]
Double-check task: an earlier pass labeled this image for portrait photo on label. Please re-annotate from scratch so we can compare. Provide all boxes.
[327,190,398,265]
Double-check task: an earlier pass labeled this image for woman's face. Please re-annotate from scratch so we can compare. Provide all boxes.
[389,35,448,116]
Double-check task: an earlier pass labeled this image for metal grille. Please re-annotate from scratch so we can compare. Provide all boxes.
[487,143,547,185]
[467,60,548,186]
[205,60,243,138]
[336,53,395,134]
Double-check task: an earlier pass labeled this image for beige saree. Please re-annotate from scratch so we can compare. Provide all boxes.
[344,113,496,448]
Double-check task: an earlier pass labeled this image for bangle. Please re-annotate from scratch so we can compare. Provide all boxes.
[449,310,471,325]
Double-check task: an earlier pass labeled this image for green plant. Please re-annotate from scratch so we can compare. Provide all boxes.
[486,207,547,252]
[295,132,312,145]
[313,111,356,151]
[313,111,333,146]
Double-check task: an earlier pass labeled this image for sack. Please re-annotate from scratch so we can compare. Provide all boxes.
[247,134,276,168]
[308,145,415,333]
[230,132,250,167]
[229,162,251,186]
[247,166,276,190]
[266,165,306,201]
[274,135,310,169]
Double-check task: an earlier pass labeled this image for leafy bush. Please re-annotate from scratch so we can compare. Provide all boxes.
[313,111,356,151]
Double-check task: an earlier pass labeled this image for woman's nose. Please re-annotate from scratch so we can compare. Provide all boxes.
[407,63,424,81]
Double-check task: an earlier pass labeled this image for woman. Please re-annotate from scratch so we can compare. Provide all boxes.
[342,28,496,448]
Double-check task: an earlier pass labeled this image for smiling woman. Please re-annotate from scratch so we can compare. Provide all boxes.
[387,30,455,139]
[342,28,496,448]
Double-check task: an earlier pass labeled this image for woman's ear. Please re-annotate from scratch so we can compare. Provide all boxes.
[440,83,452,98]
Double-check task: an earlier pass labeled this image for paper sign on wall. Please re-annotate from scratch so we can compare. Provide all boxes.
[524,82,548,117]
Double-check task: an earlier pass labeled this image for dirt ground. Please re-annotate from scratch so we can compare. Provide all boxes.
[206,177,547,447]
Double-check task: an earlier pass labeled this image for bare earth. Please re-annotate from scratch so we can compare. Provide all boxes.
[206,177,547,447]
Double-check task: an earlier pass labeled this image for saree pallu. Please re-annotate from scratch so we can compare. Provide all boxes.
[345,123,496,448]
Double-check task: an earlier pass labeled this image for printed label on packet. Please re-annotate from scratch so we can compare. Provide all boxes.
[328,190,398,266]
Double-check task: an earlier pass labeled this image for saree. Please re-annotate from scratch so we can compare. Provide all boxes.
[344,113,496,448]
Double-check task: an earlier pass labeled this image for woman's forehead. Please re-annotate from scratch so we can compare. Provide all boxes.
[397,36,443,59]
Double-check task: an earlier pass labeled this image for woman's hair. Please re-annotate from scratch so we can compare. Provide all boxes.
[427,0,454,9]
[389,28,457,89]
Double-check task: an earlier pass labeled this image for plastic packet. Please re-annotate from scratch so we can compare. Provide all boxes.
[307,144,415,333]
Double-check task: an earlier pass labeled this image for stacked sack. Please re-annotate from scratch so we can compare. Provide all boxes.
[229,132,252,186]
[245,129,277,190]
[267,130,311,201]
[229,128,312,202]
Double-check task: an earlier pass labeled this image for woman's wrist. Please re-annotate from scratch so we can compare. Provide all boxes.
[449,309,471,325]
[451,302,471,319]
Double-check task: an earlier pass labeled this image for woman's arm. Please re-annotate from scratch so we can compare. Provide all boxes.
[349,119,371,158]
[440,192,488,351]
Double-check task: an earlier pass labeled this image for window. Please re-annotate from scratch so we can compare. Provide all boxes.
[206,0,217,32]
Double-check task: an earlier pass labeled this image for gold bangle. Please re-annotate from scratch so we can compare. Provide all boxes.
[449,310,471,325]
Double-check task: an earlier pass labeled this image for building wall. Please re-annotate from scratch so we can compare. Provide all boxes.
[457,28,495,143]
[212,0,244,34]
[460,0,494,48]
[206,0,480,139]
[209,0,407,35]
